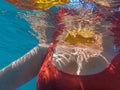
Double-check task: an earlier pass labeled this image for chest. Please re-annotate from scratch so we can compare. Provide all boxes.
[52,45,118,75]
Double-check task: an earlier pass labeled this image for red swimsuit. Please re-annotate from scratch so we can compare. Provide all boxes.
[37,43,120,90]
[37,9,120,90]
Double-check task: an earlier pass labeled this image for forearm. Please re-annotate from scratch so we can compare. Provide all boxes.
[0,44,49,90]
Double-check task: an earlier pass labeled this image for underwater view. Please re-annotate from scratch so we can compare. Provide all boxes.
[0,0,38,89]
[0,0,120,90]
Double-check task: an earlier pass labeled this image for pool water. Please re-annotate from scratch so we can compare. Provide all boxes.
[0,0,39,89]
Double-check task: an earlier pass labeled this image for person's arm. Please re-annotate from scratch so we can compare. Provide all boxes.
[0,44,49,90]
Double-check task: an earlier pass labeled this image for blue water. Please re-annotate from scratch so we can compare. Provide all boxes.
[0,0,39,89]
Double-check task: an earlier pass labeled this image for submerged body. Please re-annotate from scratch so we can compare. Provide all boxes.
[36,5,120,90]
[2,0,120,90]
[37,43,120,90]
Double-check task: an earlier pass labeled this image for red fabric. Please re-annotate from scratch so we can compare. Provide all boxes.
[37,43,120,90]
[37,9,120,90]
[108,12,120,46]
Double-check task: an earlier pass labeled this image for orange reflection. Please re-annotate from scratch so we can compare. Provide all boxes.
[6,0,70,10]
[65,29,96,44]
